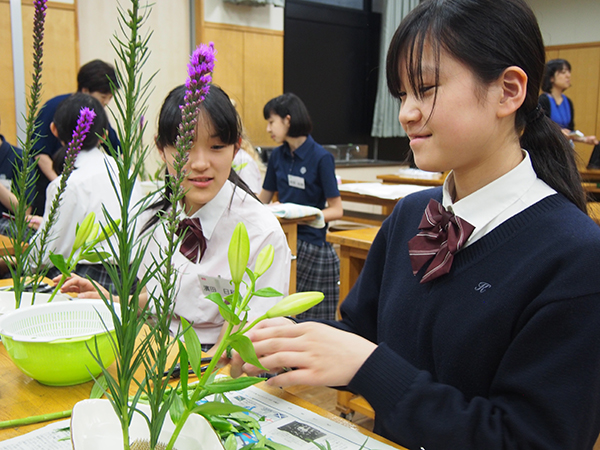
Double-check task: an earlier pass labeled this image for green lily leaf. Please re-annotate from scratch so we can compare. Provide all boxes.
[204,376,264,394]
[49,253,69,276]
[206,292,239,324]
[98,219,121,243]
[90,375,107,399]
[228,222,250,284]
[191,402,249,416]
[253,287,283,298]
[266,291,324,318]
[254,244,274,278]
[229,334,268,371]
[169,393,185,425]
[224,434,237,450]
[80,251,111,264]
[206,415,235,432]
[177,340,189,403]
[181,317,203,375]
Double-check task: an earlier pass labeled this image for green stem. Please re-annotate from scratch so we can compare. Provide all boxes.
[238,313,267,336]
[48,274,67,302]
[0,410,72,429]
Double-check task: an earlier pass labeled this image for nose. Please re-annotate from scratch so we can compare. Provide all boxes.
[398,95,422,128]
[188,146,210,171]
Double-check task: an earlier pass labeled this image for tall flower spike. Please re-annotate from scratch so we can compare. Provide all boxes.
[31,0,48,95]
[174,42,217,175]
[61,107,97,177]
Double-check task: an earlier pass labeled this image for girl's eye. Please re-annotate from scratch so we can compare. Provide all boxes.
[398,91,407,100]
[211,144,226,150]
[420,85,436,95]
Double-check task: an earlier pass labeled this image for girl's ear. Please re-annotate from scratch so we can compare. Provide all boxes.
[50,122,59,138]
[233,138,241,158]
[497,66,528,118]
[284,114,291,126]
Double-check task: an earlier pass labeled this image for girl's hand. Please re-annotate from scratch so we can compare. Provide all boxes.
[583,135,599,145]
[227,317,295,375]
[52,273,108,299]
[26,215,43,230]
[231,321,377,388]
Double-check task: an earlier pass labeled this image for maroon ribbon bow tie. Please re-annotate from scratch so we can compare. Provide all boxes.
[176,218,207,263]
[407,199,475,283]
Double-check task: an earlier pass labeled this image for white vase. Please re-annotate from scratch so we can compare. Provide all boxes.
[71,399,225,450]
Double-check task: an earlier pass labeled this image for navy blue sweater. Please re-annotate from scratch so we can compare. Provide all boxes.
[332,188,600,449]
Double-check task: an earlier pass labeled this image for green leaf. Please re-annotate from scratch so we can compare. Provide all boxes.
[265,441,295,450]
[224,434,238,450]
[229,334,268,371]
[169,393,185,425]
[228,222,250,284]
[207,292,240,324]
[177,340,189,403]
[80,251,111,263]
[192,402,249,416]
[181,317,203,375]
[90,375,107,399]
[266,292,324,318]
[253,287,283,298]
[49,253,69,276]
[206,415,235,432]
[254,244,274,278]
[204,376,263,394]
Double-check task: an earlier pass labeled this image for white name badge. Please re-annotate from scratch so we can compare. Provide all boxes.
[198,274,236,298]
[288,174,305,190]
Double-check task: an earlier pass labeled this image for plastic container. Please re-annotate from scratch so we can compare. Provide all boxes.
[0,300,120,386]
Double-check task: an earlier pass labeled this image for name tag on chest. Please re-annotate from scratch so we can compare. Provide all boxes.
[288,174,305,190]
[198,275,235,298]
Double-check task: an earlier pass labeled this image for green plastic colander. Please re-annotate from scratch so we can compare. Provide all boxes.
[0,299,120,386]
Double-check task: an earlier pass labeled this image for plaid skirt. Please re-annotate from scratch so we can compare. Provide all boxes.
[295,239,340,321]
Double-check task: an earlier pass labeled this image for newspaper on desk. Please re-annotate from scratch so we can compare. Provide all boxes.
[0,386,397,450]
[339,182,431,200]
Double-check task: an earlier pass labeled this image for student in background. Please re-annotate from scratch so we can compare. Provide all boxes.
[59,84,291,353]
[34,93,141,292]
[231,0,600,448]
[259,93,343,321]
[0,117,34,236]
[539,59,598,146]
[232,134,264,195]
[32,60,121,215]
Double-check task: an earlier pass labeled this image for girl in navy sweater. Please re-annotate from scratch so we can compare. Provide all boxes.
[230,0,600,449]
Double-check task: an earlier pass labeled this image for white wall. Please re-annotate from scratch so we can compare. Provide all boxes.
[527,0,600,46]
[204,0,284,30]
[78,0,191,176]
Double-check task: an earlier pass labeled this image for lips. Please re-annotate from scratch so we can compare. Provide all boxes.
[187,176,213,188]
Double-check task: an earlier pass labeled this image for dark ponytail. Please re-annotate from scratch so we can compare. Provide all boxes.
[386,0,586,213]
[143,84,259,232]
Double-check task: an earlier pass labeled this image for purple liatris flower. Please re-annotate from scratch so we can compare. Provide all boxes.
[175,42,217,166]
[62,107,96,178]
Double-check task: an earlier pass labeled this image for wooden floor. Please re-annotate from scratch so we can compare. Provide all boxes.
[284,385,374,431]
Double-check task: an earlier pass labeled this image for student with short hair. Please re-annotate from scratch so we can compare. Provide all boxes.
[231,1,600,448]
[260,93,343,321]
[32,60,121,215]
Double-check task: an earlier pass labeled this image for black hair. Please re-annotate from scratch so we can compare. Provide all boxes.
[77,60,119,94]
[52,93,108,151]
[263,93,312,138]
[541,58,572,93]
[143,84,257,232]
[386,0,586,213]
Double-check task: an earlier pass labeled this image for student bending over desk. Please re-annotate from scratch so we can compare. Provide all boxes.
[230,1,600,449]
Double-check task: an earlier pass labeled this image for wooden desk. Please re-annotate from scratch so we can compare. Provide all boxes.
[580,169,600,183]
[277,215,317,294]
[326,227,379,314]
[339,191,399,216]
[377,173,445,186]
[0,234,15,256]
[326,227,379,421]
[0,343,403,449]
